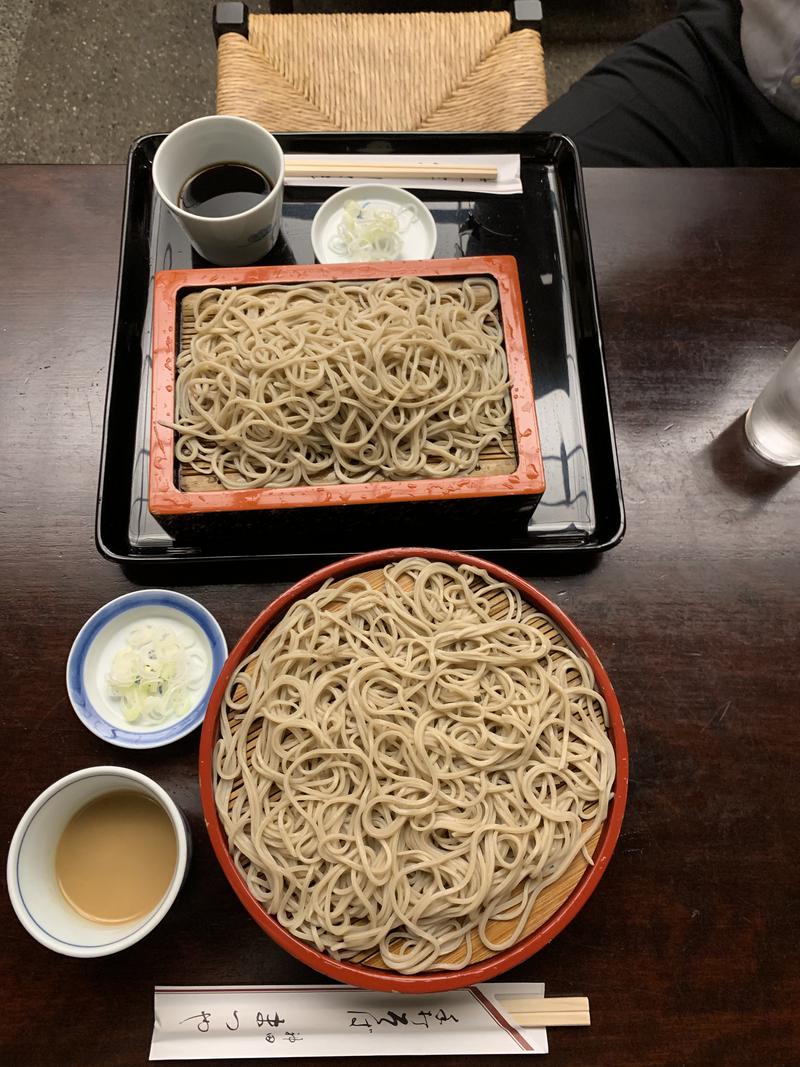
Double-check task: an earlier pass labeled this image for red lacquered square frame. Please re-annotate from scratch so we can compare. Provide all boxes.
[149,256,544,517]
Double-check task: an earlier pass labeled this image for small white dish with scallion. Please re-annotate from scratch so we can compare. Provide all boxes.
[66,589,227,749]
[310,183,437,264]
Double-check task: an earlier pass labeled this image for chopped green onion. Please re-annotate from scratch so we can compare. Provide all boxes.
[107,622,206,726]
[329,199,417,261]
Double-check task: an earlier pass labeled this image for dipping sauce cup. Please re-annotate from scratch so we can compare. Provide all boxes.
[152,115,285,266]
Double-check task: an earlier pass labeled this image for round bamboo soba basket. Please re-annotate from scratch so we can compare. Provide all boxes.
[198,548,629,993]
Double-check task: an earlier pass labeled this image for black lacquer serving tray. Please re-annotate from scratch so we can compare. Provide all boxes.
[96,131,624,565]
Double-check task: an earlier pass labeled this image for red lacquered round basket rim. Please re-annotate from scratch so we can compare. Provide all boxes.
[199,547,629,993]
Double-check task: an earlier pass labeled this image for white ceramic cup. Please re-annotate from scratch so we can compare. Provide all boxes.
[152,115,285,266]
[6,766,191,958]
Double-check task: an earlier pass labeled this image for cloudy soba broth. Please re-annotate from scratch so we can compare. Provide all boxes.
[55,791,177,923]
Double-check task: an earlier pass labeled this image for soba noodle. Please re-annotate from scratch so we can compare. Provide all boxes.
[214,559,615,974]
[171,277,513,489]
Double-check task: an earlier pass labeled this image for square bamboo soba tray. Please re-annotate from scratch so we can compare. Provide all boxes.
[149,257,544,538]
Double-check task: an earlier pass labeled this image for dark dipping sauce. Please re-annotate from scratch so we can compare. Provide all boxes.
[179,162,271,219]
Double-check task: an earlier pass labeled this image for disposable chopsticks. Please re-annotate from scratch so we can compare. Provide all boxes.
[285,161,499,181]
[501,996,591,1028]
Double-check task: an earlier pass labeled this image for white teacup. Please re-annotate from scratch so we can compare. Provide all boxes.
[6,766,190,958]
[152,115,285,266]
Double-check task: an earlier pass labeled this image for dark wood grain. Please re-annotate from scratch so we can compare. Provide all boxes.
[1,165,798,1067]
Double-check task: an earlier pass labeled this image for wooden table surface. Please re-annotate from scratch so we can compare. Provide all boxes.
[1,165,798,1067]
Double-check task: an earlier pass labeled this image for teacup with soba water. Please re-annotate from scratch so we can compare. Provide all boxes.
[7,766,190,957]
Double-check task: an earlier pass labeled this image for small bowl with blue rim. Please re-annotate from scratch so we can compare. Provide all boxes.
[66,589,227,749]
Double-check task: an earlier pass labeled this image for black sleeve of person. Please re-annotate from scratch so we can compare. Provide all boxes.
[522,0,800,167]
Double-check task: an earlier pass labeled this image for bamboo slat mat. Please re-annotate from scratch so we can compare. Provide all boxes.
[177,285,517,493]
[218,565,608,973]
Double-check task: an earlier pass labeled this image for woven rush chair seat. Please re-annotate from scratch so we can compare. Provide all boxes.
[216,10,548,132]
